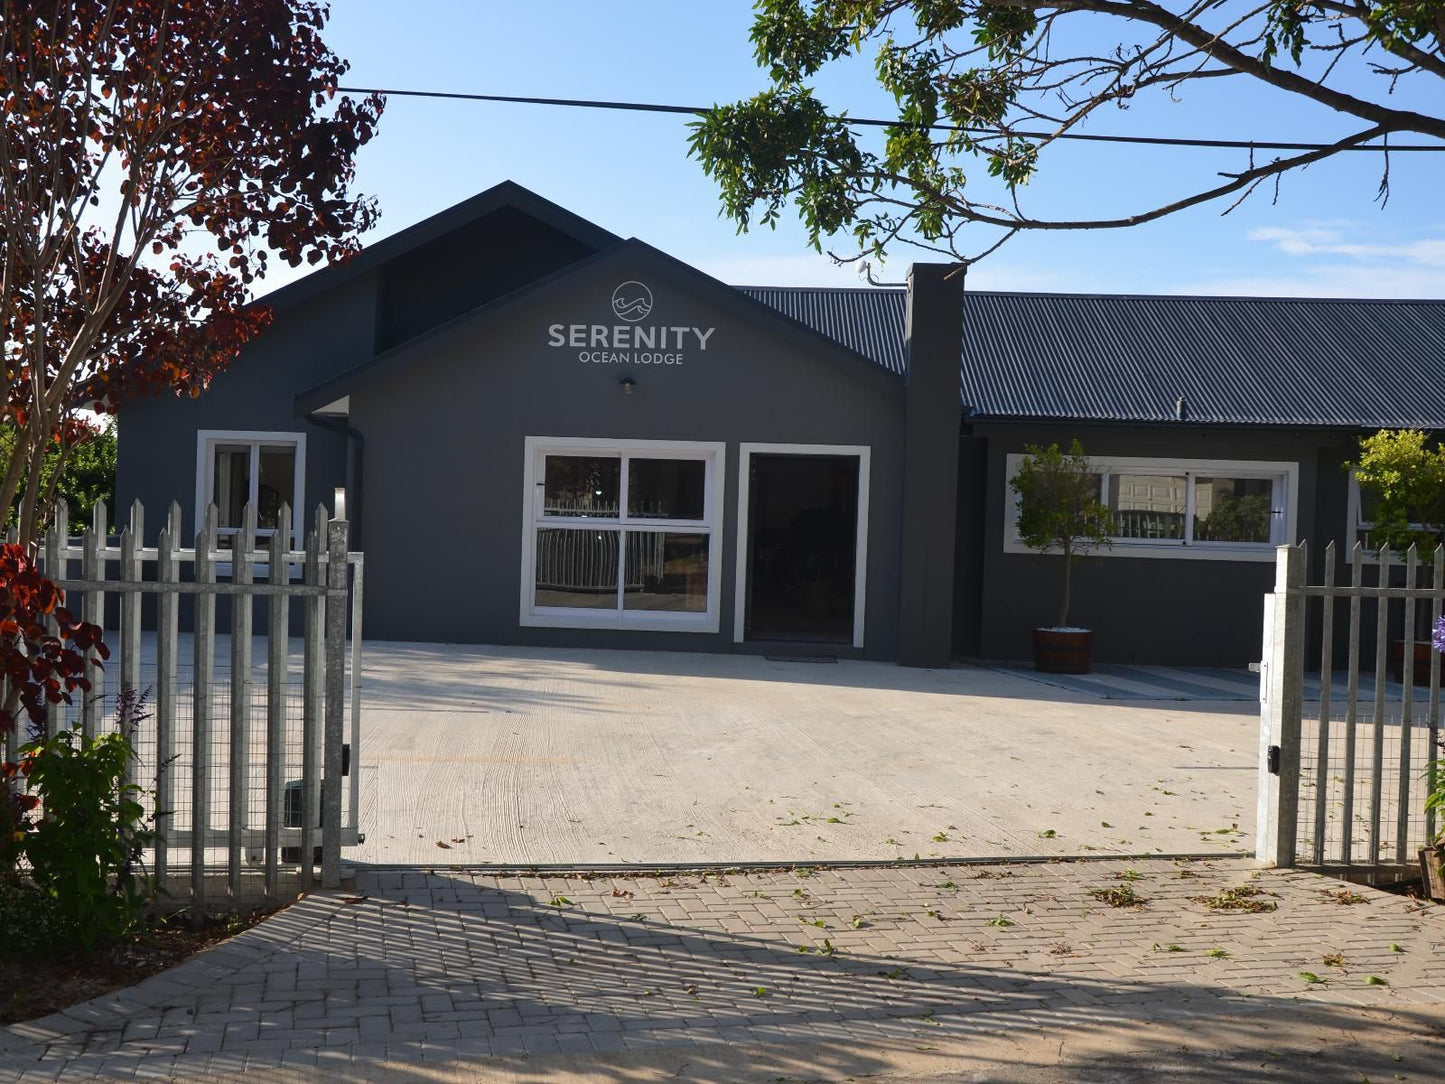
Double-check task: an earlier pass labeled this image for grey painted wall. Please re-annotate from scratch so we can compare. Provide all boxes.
[116,269,376,545]
[963,422,1357,666]
[347,253,907,658]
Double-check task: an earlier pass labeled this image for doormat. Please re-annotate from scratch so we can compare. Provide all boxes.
[764,654,838,664]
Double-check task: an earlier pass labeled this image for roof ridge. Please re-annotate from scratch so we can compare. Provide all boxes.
[963,290,1445,304]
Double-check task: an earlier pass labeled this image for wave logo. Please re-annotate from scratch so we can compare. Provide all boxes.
[610,280,653,322]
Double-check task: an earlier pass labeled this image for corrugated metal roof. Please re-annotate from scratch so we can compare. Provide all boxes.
[740,286,908,376]
[744,286,1445,428]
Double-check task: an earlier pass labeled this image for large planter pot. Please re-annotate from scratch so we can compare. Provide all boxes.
[1419,845,1445,902]
[1032,628,1093,675]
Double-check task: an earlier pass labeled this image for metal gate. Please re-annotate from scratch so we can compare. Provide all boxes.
[9,498,364,905]
[1257,541,1441,880]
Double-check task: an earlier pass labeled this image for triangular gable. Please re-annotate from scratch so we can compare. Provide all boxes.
[255,180,620,316]
[294,237,903,415]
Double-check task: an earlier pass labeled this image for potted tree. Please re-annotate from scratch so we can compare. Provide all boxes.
[1010,441,1114,673]
[1351,429,1445,685]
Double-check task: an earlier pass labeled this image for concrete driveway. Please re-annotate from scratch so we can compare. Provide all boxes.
[349,645,1258,866]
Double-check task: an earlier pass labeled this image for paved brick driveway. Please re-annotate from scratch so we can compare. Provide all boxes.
[351,644,1260,865]
[4,857,1442,1081]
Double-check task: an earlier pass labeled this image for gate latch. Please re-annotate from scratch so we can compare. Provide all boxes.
[1267,745,1281,775]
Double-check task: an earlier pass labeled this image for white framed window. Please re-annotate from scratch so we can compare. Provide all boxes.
[1004,454,1297,562]
[519,437,725,632]
[1345,469,1433,559]
[195,430,306,550]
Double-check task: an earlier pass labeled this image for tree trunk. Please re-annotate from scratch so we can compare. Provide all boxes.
[1059,542,1073,628]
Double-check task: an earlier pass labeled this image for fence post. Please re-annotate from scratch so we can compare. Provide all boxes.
[154,504,181,887]
[80,502,106,738]
[322,512,348,888]
[228,505,254,901]
[192,505,217,907]
[44,503,68,738]
[264,509,290,901]
[300,507,324,889]
[1257,543,1306,866]
[120,501,143,789]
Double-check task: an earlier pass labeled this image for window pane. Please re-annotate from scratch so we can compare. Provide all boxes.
[213,445,250,530]
[623,532,709,612]
[1193,477,1273,543]
[534,528,619,609]
[257,448,295,532]
[544,456,621,518]
[1357,483,1382,526]
[628,458,706,520]
[1109,474,1186,539]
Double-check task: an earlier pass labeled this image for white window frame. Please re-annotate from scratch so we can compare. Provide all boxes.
[1346,469,1434,561]
[519,436,725,633]
[194,430,306,549]
[1003,454,1298,563]
[734,443,871,648]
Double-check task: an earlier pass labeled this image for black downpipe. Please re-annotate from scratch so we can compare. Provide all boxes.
[304,412,364,549]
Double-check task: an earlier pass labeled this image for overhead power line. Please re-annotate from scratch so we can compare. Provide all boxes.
[336,85,1445,153]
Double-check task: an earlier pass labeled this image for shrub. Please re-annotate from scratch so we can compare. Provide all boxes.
[19,722,155,953]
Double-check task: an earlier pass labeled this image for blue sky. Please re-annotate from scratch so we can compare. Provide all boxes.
[299,2,1443,299]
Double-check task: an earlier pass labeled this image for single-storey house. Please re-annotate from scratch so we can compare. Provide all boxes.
[115,181,1445,667]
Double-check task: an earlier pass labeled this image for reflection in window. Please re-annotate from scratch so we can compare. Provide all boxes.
[623,533,709,612]
[533,528,620,608]
[1193,477,1273,543]
[1109,474,1186,540]
[257,448,295,532]
[628,458,706,520]
[543,456,621,517]
[203,437,300,550]
[213,445,252,531]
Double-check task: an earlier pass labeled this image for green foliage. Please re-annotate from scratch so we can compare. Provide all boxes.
[1425,755,1445,846]
[16,726,154,954]
[1010,441,1113,627]
[1350,429,1445,554]
[692,0,1445,264]
[1196,491,1272,543]
[0,879,65,960]
[1012,441,1113,554]
[0,421,116,532]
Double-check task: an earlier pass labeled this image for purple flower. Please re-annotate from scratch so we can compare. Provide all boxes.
[1435,615,1445,654]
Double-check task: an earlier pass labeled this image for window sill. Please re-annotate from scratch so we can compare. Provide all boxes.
[1003,540,1279,563]
[522,609,719,634]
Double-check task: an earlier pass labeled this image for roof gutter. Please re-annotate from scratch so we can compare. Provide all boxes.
[304,411,365,549]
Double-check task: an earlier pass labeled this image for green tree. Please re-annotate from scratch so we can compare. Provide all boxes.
[1,2,383,545]
[689,1,1444,263]
[1350,428,1445,554]
[0,420,115,534]
[1010,441,1114,627]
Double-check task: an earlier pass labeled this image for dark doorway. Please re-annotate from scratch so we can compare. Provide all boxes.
[745,454,860,643]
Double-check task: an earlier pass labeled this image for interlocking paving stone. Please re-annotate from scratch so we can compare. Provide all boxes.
[2,858,1443,1080]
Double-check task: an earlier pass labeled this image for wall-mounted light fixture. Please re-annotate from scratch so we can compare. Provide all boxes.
[619,376,637,396]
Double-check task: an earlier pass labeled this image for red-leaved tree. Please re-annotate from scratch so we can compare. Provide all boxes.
[0,1,384,543]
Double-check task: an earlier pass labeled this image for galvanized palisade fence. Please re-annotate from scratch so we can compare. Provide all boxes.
[9,498,364,905]
[1258,540,1442,880]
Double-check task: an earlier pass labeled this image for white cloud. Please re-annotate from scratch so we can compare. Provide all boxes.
[1172,264,1445,299]
[1247,224,1445,268]
[1175,221,1445,298]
